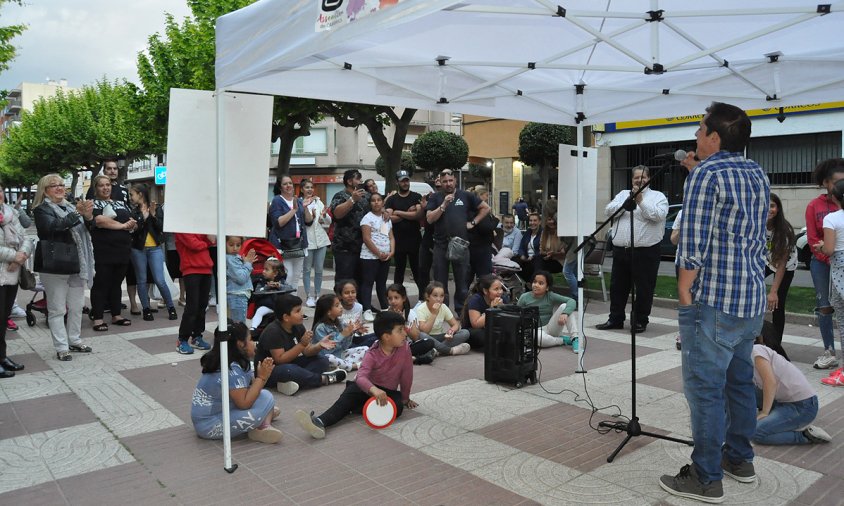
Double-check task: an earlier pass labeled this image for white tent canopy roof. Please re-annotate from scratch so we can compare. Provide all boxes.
[216,0,844,126]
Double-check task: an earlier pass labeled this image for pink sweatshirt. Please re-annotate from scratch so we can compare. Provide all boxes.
[355,341,413,401]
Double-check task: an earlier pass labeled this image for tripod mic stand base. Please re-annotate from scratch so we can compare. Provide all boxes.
[598,416,693,462]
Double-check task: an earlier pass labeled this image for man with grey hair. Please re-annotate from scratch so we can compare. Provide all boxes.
[596,165,668,333]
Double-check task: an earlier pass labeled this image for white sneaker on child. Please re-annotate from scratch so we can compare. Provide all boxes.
[306,297,317,308]
[277,381,300,396]
[9,304,26,318]
[450,343,471,355]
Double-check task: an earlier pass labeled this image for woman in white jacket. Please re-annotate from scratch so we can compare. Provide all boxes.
[0,183,34,377]
[301,179,332,307]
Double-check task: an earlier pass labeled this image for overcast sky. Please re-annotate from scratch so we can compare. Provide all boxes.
[0,0,193,90]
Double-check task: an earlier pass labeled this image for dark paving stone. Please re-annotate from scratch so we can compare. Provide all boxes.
[121,363,200,424]
[478,401,663,473]
[0,480,67,505]
[131,335,182,355]
[791,473,844,505]
[10,392,97,435]
[3,352,51,376]
[56,462,177,506]
[639,365,684,394]
[0,401,24,439]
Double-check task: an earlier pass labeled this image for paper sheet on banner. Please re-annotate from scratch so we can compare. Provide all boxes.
[557,144,597,238]
[164,89,272,237]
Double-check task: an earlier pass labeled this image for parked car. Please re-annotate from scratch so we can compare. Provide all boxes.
[661,204,683,258]
[795,226,812,269]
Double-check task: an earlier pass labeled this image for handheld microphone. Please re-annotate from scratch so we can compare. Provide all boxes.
[650,149,688,161]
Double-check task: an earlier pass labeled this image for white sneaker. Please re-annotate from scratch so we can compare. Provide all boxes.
[9,304,26,318]
[813,349,839,369]
[363,309,376,322]
[450,343,471,356]
[803,425,831,443]
[306,296,317,308]
[277,381,300,396]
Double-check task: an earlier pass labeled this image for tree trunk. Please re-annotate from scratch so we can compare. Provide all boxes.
[70,170,80,198]
[275,112,312,177]
[364,108,416,194]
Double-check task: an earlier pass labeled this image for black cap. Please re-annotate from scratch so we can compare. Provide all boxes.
[395,170,411,181]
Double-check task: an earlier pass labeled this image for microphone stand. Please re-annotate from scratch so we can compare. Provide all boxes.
[574,158,693,462]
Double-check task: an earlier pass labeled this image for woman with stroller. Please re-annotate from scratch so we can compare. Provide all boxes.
[0,183,34,377]
[89,175,135,331]
[33,174,96,361]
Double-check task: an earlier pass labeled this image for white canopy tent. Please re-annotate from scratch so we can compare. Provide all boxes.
[209,0,844,469]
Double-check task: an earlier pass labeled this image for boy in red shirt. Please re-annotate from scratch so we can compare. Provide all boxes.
[175,233,215,354]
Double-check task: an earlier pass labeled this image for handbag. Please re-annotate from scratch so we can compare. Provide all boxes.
[35,238,80,275]
[446,236,470,262]
[18,265,36,290]
[279,237,305,259]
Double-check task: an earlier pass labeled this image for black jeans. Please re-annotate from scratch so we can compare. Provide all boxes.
[410,338,435,358]
[333,250,360,287]
[318,381,404,427]
[468,244,493,285]
[764,266,794,360]
[393,242,420,289]
[359,258,390,311]
[0,284,18,359]
[417,233,434,297]
[608,244,661,326]
[179,274,211,341]
[91,262,128,320]
[433,242,469,315]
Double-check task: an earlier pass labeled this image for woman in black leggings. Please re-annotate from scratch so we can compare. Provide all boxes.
[764,193,796,360]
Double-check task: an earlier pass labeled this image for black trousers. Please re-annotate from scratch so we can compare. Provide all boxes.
[417,233,434,298]
[764,266,794,361]
[468,244,493,286]
[608,244,661,326]
[91,262,128,320]
[179,274,211,341]
[467,327,486,349]
[0,284,18,358]
[334,250,360,287]
[410,338,435,358]
[393,240,421,291]
[319,381,404,427]
[359,258,390,311]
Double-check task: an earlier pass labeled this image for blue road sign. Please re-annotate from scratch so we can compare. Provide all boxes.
[155,166,167,185]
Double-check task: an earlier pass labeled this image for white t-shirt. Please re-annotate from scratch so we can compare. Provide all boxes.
[671,210,683,231]
[360,212,392,259]
[822,209,844,252]
[415,303,454,335]
[340,302,363,327]
[281,196,300,237]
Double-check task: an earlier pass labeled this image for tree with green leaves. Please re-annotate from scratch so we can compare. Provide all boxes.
[375,150,414,179]
[136,0,323,176]
[411,130,468,176]
[0,0,25,76]
[518,122,574,207]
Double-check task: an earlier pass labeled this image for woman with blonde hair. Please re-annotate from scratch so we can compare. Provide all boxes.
[33,174,96,361]
[0,182,34,377]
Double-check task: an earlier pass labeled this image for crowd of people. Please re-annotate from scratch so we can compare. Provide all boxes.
[0,101,839,505]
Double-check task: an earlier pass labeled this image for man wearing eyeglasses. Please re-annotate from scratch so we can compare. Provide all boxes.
[426,169,490,314]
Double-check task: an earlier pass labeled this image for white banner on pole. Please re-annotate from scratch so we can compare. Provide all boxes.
[164,88,273,237]
[557,144,597,237]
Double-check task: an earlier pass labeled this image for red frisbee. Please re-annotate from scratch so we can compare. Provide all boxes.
[363,396,397,429]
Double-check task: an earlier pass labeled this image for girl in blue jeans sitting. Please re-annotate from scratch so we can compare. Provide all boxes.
[752,324,831,445]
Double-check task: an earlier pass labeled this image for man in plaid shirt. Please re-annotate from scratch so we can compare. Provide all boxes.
[660,102,769,504]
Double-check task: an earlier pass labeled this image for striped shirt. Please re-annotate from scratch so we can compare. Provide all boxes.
[677,151,769,318]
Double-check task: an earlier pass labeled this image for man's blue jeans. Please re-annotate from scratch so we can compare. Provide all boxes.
[754,391,817,445]
[679,302,762,483]
[563,259,578,299]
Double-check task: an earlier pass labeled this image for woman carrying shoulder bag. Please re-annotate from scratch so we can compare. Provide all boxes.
[33,174,96,361]
[0,183,34,377]
[268,175,312,292]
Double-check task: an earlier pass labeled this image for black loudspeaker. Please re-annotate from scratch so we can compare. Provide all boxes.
[484,305,539,388]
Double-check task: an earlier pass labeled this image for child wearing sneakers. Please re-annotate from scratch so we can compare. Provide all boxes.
[191,322,282,444]
[175,233,214,354]
[249,257,291,330]
[225,236,256,323]
[254,293,346,396]
[751,329,831,445]
[517,271,580,351]
[312,294,370,371]
[814,177,844,386]
[295,311,418,439]
[415,282,471,356]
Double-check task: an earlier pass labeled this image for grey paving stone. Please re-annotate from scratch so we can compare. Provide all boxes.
[0,370,71,404]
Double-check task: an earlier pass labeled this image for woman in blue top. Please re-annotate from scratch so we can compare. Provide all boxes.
[269,175,312,293]
[191,321,282,444]
[517,271,579,351]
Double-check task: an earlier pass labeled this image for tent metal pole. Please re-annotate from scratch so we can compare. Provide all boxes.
[216,90,236,474]
[649,0,659,68]
[575,124,585,374]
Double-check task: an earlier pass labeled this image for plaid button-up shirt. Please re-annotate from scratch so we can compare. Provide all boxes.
[677,150,770,318]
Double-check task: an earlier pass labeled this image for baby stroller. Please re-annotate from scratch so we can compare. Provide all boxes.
[492,248,525,302]
[239,238,293,337]
[24,282,48,327]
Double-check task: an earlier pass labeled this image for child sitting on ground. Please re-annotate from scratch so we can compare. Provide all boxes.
[249,257,292,330]
[191,321,282,444]
[335,279,377,347]
[749,322,831,446]
[517,270,580,351]
[414,281,471,356]
[312,294,370,371]
[254,294,347,396]
[295,311,418,439]
[225,236,256,323]
[386,284,436,365]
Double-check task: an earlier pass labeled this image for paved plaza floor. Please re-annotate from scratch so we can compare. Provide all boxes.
[0,271,842,505]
